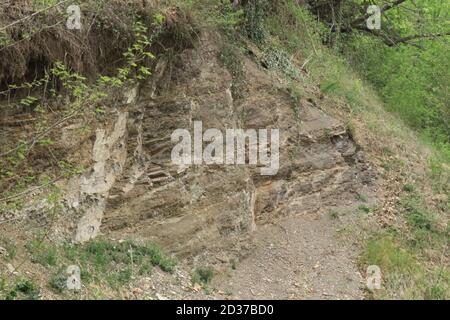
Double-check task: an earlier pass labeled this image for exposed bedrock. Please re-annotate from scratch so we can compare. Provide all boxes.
[60,33,376,255]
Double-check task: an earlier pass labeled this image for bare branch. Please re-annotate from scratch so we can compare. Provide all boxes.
[0,0,69,32]
[353,25,450,47]
[386,32,450,46]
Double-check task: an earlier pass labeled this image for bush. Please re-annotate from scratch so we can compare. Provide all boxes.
[192,266,214,285]
[7,278,40,300]
[49,270,67,294]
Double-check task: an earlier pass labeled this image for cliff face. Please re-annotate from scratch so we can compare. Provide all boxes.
[50,31,377,260]
[2,1,447,301]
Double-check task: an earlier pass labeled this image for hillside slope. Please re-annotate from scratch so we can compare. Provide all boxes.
[0,0,448,300]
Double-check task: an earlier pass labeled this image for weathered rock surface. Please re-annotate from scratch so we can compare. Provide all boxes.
[57,32,378,257]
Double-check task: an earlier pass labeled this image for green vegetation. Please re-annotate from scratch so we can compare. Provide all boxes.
[0,8,161,205]
[32,0,61,9]
[361,235,449,299]
[61,239,175,291]
[191,266,214,286]
[329,210,340,220]
[399,192,448,251]
[190,0,449,299]
[0,0,448,300]
[342,1,449,145]
[218,42,245,99]
[338,1,449,206]
[358,204,373,214]
[361,189,448,299]
[1,238,175,299]
[26,239,59,267]
[48,269,68,294]
[0,237,17,261]
[4,278,41,300]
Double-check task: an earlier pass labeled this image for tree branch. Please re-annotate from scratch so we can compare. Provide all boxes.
[353,25,450,47]
[386,31,450,46]
[347,0,408,29]
[0,0,69,32]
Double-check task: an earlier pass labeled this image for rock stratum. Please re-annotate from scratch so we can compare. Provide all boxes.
[50,32,378,261]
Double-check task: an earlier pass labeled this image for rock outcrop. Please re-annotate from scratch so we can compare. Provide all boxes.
[57,32,377,256]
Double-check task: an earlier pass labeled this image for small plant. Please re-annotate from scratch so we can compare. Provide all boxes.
[361,234,449,299]
[19,96,39,109]
[204,1,244,34]
[191,266,214,286]
[243,0,270,43]
[0,274,7,299]
[26,239,58,267]
[288,83,303,122]
[23,238,176,295]
[423,267,450,300]
[0,30,12,47]
[58,160,85,177]
[403,183,415,193]
[346,119,357,140]
[288,83,303,103]
[7,278,40,300]
[218,43,244,99]
[399,194,437,233]
[262,45,301,80]
[356,193,367,202]
[0,237,17,261]
[362,236,417,274]
[329,210,339,219]
[49,269,67,294]
[358,205,372,214]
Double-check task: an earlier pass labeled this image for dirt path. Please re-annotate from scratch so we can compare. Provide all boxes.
[120,205,373,300]
[213,210,365,300]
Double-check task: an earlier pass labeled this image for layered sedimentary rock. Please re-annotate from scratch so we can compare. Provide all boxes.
[60,32,376,255]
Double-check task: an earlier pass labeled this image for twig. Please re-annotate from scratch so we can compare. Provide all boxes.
[0,216,22,226]
[0,20,65,52]
[0,0,69,32]
[301,53,314,71]
[0,108,80,158]
[0,175,62,203]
